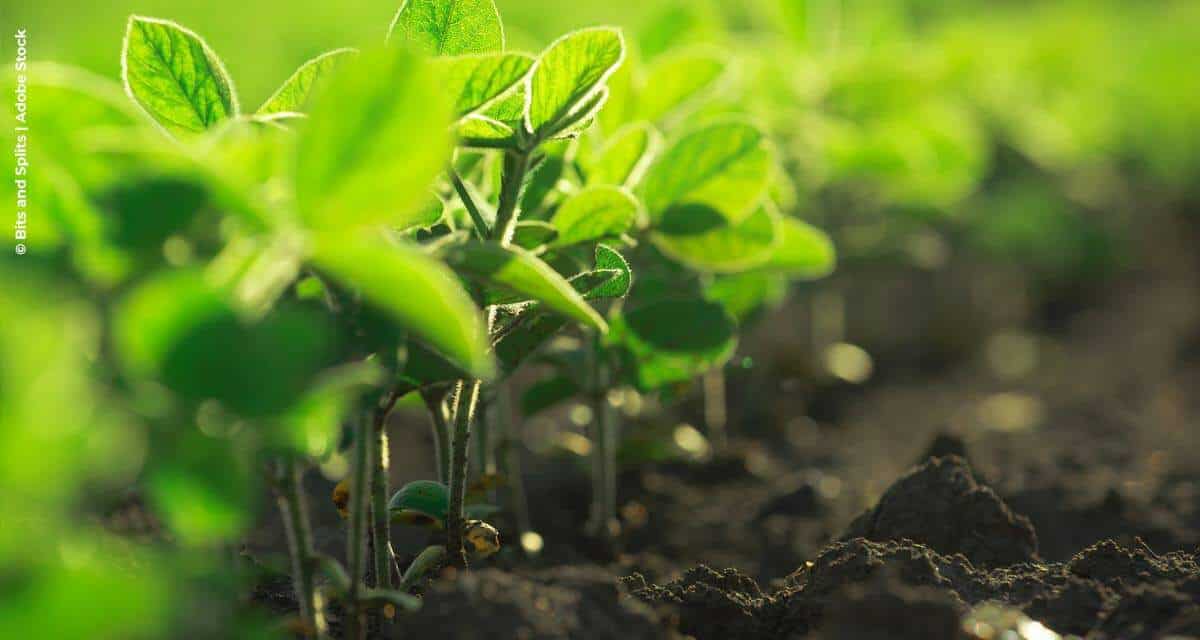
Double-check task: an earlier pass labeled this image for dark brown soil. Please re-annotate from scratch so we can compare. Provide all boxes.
[626,459,1200,638]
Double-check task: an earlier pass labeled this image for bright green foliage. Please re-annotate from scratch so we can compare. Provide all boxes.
[388,0,504,56]
[548,186,639,248]
[440,242,608,332]
[122,16,238,136]
[512,220,558,249]
[148,429,253,546]
[653,204,780,273]
[433,53,535,117]
[582,244,633,299]
[311,233,493,379]
[763,217,836,279]
[584,122,660,187]
[258,48,357,114]
[114,270,335,418]
[704,272,787,323]
[295,45,453,231]
[456,114,515,144]
[611,299,737,390]
[526,28,625,136]
[636,48,726,122]
[639,121,772,224]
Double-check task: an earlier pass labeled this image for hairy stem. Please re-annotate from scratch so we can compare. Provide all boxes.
[370,390,399,592]
[420,388,452,484]
[274,458,324,637]
[345,414,373,640]
[473,396,492,484]
[450,169,490,239]
[442,147,526,567]
[446,380,482,568]
[491,150,531,245]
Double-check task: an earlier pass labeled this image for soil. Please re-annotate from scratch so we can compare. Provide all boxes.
[227,215,1200,638]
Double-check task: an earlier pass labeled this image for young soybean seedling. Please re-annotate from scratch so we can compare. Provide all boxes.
[118,10,506,638]
[517,42,838,543]
[384,0,634,569]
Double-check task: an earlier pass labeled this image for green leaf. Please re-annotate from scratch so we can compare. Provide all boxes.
[388,480,449,523]
[433,52,535,117]
[388,0,504,56]
[636,49,726,123]
[258,48,357,115]
[398,340,468,391]
[639,121,772,224]
[548,186,640,248]
[455,114,517,147]
[114,270,335,417]
[526,27,625,136]
[310,232,493,379]
[494,312,566,373]
[545,87,610,140]
[440,243,607,331]
[704,272,786,322]
[148,429,252,546]
[611,298,736,390]
[762,217,836,279]
[585,122,660,187]
[295,46,452,231]
[511,220,558,250]
[121,16,238,137]
[652,204,780,273]
[571,243,633,299]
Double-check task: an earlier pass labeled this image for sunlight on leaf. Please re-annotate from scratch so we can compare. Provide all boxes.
[652,203,780,273]
[548,185,639,248]
[440,242,608,331]
[432,52,534,117]
[388,0,504,56]
[258,48,357,115]
[639,121,772,224]
[637,48,727,123]
[584,121,660,187]
[526,27,625,136]
[121,16,238,136]
[295,45,452,231]
[311,232,493,379]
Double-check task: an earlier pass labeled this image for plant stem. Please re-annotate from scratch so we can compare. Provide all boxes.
[274,458,324,637]
[446,379,482,568]
[345,413,373,640]
[587,331,618,540]
[441,147,527,567]
[420,388,452,484]
[370,390,399,593]
[450,169,490,239]
[491,150,531,245]
[473,395,493,484]
[703,367,728,451]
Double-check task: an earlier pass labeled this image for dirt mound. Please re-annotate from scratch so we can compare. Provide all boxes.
[626,455,1200,639]
[841,455,1038,567]
[628,537,1200,639]
[397,566,665,640]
